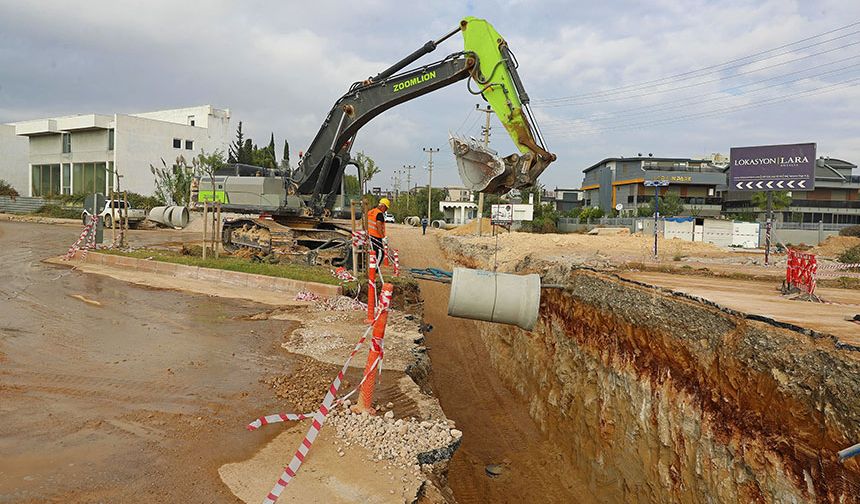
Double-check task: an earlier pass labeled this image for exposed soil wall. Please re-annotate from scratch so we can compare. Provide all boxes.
[469,266,860,502]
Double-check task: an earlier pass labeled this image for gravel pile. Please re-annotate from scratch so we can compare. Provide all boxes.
[328,400,462,471]
[311,295,366,312]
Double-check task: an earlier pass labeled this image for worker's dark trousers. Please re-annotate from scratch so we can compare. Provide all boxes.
[369,236,385,268]
[422,225,427,235]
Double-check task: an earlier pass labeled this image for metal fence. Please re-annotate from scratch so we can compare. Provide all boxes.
[0,196,47,214]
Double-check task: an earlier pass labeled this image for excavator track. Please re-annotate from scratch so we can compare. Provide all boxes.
[222,217,353,267]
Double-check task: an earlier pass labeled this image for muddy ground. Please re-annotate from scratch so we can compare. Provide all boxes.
[0,221,296,502]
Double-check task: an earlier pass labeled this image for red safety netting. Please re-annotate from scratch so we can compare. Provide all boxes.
[785,248,818,295]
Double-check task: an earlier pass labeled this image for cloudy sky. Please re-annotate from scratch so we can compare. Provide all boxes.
[1,0,859,191]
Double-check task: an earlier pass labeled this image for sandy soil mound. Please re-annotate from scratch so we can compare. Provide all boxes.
[448,217,492,236]
[810,235,860,258]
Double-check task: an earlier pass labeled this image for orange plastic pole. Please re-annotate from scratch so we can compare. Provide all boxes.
[365,250,377,324]
[357,283,393,414]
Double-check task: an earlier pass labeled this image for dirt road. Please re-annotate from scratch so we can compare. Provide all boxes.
[389,225,591,503]
[0,221,298,502]
[621,271,860,345]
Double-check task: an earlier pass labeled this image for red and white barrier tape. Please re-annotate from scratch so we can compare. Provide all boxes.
[818,262,860,270]
[351,230,367,248]
[392,249,400,277]
[62,216,99,261]
[248,288,392,503]
[331,266,356,283]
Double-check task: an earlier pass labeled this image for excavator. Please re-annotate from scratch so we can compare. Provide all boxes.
[204,17,555,265]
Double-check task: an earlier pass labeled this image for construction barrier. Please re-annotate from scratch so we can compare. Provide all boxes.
[817,262,860,279]
[366,251,377,324]
[392,249,400,277]
[357,284,393,412]
[246,280,394,504]
[63,215,99,261]
[351,230,367,248]
[785,248,817,295]
[383,238,391,266]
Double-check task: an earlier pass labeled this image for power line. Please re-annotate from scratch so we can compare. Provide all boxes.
[542,76,860,137]
[536,39,860,107]
[538,59,860,130]
[535,21,860,104]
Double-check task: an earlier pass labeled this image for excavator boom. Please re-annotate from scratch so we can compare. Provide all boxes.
[452,17,555,193]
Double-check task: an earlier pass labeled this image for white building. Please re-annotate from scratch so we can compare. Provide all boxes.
[0,124,29,192]
[7,105,230,197]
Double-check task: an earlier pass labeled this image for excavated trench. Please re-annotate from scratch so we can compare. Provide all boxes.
[424,248,860,502]
[481,267,860,502]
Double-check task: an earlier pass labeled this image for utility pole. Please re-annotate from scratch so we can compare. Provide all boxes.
[765,190,773,266]
[644,180,669,260]
[476,104,492,235]
[403,164,415,214]
[423,147,439,221]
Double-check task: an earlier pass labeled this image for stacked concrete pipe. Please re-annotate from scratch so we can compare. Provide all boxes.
[404,216,421,227]
[148,206,190,228]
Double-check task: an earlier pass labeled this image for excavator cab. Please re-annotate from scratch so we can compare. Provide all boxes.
[451,17,555,194]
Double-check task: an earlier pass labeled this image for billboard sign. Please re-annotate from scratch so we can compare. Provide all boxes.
[490,204,513,225]
[729,143,816,191]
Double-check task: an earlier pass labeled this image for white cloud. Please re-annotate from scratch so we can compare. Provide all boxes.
[1,0,859,191]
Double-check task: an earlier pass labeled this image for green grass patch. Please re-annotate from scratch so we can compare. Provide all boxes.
[99,248,342,286]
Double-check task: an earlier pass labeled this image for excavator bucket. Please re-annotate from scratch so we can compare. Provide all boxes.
[450,134,544,194]
[453,17,556,194]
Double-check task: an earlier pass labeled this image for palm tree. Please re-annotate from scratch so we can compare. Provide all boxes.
[354,151,380,194]
[751,191,792,212]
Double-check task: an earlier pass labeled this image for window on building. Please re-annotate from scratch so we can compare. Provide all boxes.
[62,164,71,195]
[71,162,108,195]
[62,133,71,153]
[107,162,115,194]
[188,115,196,126]
[185,140,194,150]
[173,138,181,148]
[108,129,115,151]
[31,164,61,196]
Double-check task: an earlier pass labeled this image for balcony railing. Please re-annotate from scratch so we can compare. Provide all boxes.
[723,199,860,209]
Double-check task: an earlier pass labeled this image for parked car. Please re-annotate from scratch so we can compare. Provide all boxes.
[82,200,147,228]
[384,212,396,223]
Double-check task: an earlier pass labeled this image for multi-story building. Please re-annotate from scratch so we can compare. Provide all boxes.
[7,105,230,197]
[546,187,583,213]
[722,157,860,224]
[581,156,726,216]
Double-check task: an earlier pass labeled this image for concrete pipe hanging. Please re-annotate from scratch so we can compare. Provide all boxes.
[447,267,541,330]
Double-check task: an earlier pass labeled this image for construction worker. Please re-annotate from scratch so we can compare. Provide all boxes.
[367,197,390,268]
[421,215,429,235]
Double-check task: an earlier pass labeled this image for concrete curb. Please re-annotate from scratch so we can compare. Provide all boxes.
[69,251,341,297]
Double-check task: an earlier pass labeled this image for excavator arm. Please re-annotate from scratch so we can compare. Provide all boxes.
[289,17,555,216]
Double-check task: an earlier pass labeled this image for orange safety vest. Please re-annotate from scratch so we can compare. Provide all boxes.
[367,208,385,238]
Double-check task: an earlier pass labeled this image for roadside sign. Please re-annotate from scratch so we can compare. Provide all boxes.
[644,180,670,187]
[490,204,513,225]
[729,143,816,191]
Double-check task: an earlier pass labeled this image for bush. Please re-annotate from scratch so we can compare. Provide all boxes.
[0,179,19,197]
[125,192,164,210]
[839,244,860,264]
[839,225,860,238]
[34,204,82,219]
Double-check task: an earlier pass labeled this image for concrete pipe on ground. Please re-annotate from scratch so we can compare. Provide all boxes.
[404,216,420,227]
[447,267,541,330]
[148,206,190,228]
[431,220,446,229]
